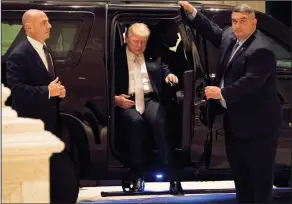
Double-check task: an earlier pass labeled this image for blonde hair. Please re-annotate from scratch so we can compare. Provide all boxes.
[126,23,150,38]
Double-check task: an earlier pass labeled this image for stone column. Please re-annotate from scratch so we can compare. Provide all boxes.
[1,84,64,203]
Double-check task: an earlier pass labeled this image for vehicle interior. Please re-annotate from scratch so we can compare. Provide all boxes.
[108,12,212,190]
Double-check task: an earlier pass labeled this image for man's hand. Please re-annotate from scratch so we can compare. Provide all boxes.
[165,74,179,86]
[59,85,66,98]
[48,77,61,97]
[115,94,135,109]
[178,1,194,14]
[205,86,222,99]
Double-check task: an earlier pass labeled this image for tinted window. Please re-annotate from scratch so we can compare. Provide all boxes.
[2,19,82,60]
[261,32,291,68]
[1,22,22,56]
[46,20,82,59]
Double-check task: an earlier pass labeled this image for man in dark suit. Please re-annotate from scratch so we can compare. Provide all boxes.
[6,9,78,203]
[6,9,65,134]
[179,1,282,203]
[114,23,184,195]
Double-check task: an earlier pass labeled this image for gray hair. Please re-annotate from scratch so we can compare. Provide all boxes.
[233,4,255,18]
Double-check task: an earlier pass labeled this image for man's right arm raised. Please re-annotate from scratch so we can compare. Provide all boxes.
[179,1,223,49]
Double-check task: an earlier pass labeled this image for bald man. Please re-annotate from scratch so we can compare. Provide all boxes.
[7,9,65,133]
[114,23,184,195]
[6,10,78,203]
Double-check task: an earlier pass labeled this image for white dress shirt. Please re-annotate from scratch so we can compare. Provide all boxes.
[27,36,49,71]
[126,47,154,95]
[27,36,51,98]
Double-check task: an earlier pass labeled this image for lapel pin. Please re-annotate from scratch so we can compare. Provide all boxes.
[149,57,152,60]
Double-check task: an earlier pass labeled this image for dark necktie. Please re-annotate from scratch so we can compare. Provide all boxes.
[219,41,240,108]
[228,41,240,62]
[43,45,55,78]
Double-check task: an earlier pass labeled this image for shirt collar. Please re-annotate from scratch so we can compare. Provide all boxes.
[126,46,135,59]
[126,46,143,61]
[27,36,45,51]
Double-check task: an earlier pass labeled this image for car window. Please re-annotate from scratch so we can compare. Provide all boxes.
[260,31,291,69]
[2,22,22,56]
[46,21,82,59]
[2,19,82,60]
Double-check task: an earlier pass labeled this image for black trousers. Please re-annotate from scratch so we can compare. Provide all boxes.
[224,114,279,204]
[46,115,79,203]
[50,151,79,204]
[120,93,174,177]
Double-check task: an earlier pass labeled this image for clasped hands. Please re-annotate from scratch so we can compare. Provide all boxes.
[48,77,66,98]
[205,86,222,99]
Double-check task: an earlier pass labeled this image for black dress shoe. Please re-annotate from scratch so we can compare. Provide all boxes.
[131,177,145,192]
[169,180,184,195]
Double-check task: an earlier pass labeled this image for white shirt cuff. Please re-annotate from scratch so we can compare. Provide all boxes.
[48,90,51,99]
[191,7,198,17]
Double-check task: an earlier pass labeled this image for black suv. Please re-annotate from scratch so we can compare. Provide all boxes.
[2,0,291,200]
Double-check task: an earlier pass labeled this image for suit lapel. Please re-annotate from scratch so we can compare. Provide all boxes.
[25,39,53,80]
[121,46,129,94]
[225,45,245,68]
[222,42,245,78]
[222,30,258,77]
[144,54,159,94]
[216,39,236,84]
[219,38,236,66]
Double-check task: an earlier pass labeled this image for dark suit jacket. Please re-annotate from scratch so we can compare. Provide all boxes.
[189,12,282,138]
[114,44,171,101]
[6,38,60,134]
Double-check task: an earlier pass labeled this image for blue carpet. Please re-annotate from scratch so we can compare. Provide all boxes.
[78,193,236,204]
[78,187,291,204]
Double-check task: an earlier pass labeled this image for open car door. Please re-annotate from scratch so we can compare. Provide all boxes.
[173,8,214,171]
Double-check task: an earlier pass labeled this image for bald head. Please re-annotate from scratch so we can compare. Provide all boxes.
[126,23,150,55]
[22,9,52,44]
[22,9,42,25]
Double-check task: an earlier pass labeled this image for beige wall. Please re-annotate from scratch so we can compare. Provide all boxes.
[196,1,265,13]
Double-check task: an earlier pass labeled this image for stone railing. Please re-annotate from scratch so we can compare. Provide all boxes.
[1,84,65,203]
